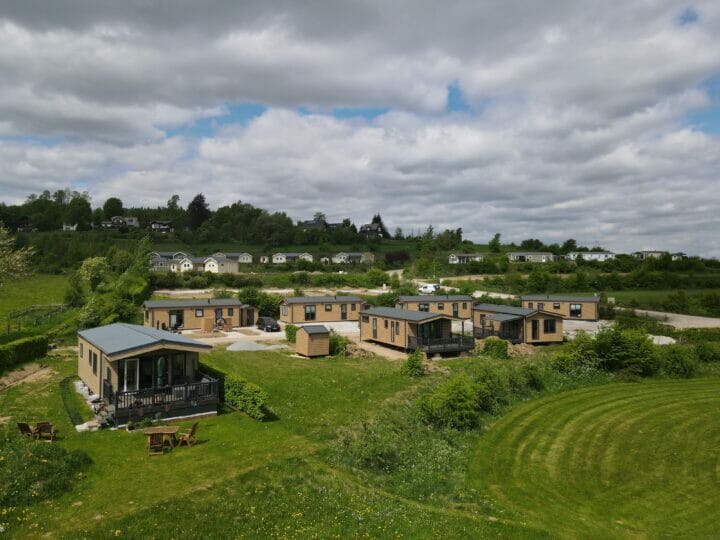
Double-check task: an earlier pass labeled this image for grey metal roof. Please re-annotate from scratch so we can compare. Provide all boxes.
[77,323,211,357]
[488,313,524,322]
[213,252,251,258]
[300,325,330,335]
[473,303,535,316]
[360,307,446,322]
[275,252,311,257]
[522,295,601,303]
[143,298,246,309]
[507,251,555,256]
[397,295,473,302]
[282,296,363,304]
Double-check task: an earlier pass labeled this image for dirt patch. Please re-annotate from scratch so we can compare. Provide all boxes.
[0,363,54,391]
[183,331,227,339]
[0,416,11,425]
[351,340,407,361]
[474,340,538,358]
[237,328,260,336]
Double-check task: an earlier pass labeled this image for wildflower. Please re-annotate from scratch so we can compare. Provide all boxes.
[114,529,122,537]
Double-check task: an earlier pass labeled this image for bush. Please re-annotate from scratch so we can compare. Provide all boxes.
[224,375,271,421]
[0,334,49,374]
[420,374,479,430]
[551,332,599,374]
[59,377,88,426]
[694,341,720,363]
[329,331,349,356]
[481,337,509,359]
[594,326,660,377]
[401,350,425,377]
[661,346,698,378]
[0,431,92,510]
[285,324,298,344]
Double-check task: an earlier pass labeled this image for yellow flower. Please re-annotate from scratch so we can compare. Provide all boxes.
[114,529,122,537]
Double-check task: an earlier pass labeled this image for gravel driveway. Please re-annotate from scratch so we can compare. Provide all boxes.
[634,310,720,329]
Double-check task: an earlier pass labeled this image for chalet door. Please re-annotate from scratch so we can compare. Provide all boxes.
[390,320,395,342]
[531,320,540,340]
[246,309,254,326]
[169,310,183,329]
[215,308,223,321]
[340,304,347,320]
[122,359,139,392]
[452,303,459,318]
[372,318,377,339]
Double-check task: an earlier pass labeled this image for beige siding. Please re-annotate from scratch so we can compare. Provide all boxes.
[522,300,599,321]
[77,336,107,396]
[396,299,472,319]
[360,314,409,348]
[280,301,361,323]
[144,305,254,330]
[295,331,330,357]
[524,314,564,344]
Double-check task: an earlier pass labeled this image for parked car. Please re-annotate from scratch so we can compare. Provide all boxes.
[256,316,281,332]
[417,283,440,294]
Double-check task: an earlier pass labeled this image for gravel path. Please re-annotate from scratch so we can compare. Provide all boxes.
[634,309,720,329]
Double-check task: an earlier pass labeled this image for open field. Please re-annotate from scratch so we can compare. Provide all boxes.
[0,274,68,319]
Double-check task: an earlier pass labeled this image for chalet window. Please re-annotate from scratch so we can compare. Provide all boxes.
[195,309,204,317]
[305,305,316,321]
[325,304,332,312]
[228,308,234,316]
[570,304,582,317]
[437,303,444,310]
[361,315,369,323]
[88,349,92,365]
[145,310,149,321]
[553,303,561,309]
[528,302,533,309]
[384,320,389,328]
[172,353,186,382]
[419,303,429,312]
[92,352,98,375]
[79,343,83,358]
[395,322,400,333]
[538,303,544,310]
[544,319,557,333]
[282,305,288,316]
[462,303,467,309]
[351,304,356,311]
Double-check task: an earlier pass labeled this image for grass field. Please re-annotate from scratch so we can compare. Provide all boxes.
[0,274,68,319]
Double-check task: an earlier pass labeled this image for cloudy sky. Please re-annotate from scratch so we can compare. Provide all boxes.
[1,1,719,255]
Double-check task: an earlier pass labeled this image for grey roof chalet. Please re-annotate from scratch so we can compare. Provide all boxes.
[277,252,311,257]
[299,325,330,335]
[143,298,245,309]
[282,295,363,304]
[397,295,473,302]
[360,223,382,231]
[522,295,601,303]
[488,313,526,322]
[507,251,555,256]
[78,323,211,357]
[473,303,535,317]
[360,307,448,322]
[213,252,251,258]
[179,257,206,264]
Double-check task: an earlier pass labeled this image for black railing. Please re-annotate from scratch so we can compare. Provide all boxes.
[114,374,219,411]
[473,327,522,343]
[408,335,475,352]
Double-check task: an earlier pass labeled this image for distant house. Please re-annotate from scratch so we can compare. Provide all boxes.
[149,251,193,272]
[331,252,375,264]
[395,295,474,319]
[272,252,313,264]
[149,256,171,272]
[279,296,363,323]
[472,303,563,345]
[260,255,269,264]
[150,220,173,233]
[632,250,669,260]
[16,216,33,233]
[521,295,600,321]
[77,323,217,424]
[295,325,330,357]
[565,251,615,262]
[300,218,327,231]
[359,307,474,355]
[448,253,484,264]
[671,252,687,261]
[359,223,383,239]
[143,298,255,331]
[507,252,557,263]
[170,257,206,273]
[212,252,253,264]
[104,216,140,229]
[62,223,78,232]
[203,256,239,274]
[326,222,344,230]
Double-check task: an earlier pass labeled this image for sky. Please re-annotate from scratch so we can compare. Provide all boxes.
[0,1,719,256]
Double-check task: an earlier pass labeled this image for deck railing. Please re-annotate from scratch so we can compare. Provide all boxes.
[473,327,522,343]
[113,374,219,411]
[408,335,475,353]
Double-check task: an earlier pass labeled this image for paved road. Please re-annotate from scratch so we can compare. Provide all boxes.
[634,309,720,329]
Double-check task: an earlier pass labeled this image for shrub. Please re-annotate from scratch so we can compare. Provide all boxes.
[661,346,698,378]
[224,375,271,421]
[0,334,49,374]
[59,377,88,426]
[551,332,599,374]
[594,326,660,377]
[482,337,509,359]
[329,331,349,357]
[420,374,479,430]
[285,324,298,344]
[0,431,92,509]
[694,341,720,363]
[470,364,511,414]
[401,350,425,377]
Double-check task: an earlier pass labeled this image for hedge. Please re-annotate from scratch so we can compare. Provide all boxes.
[0,334,49,373]
[60,377,88,426]
[224,375,271,421]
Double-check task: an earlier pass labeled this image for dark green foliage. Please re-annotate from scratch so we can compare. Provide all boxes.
[187,193,211,230]
[0,334,48,373]
[224,375,271,421]
[63,270,85,307]
[694,341,720,363]
[329,331,349,356]
[420,374,479,430]
[284,324,298,344]
[482,337,509,359]
[0,431,91,508]
[238,287,281,317]
[660,346,698,378]
[551,332,600,374]
[594,326,660,376]
[59,377,87,426]
[401,350,424,377]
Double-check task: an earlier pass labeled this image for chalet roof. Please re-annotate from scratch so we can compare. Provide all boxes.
[282,296,363,304]
[299,325,330,335]
[77,323,211,357]
[522,295,601,303]
[473,303,535,316]
[397,295,473,302]
[360,307,448,322]
[143,298,245,309]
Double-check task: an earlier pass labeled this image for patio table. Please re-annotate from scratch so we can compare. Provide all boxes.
[142,426,180,449]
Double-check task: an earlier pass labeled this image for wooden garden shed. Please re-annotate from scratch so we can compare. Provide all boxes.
[295,325,330,357]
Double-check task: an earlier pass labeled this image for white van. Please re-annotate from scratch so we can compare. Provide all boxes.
[417,283,440,294]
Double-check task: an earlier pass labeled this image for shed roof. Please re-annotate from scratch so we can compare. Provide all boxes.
[143,298,246,309]
[282,296,363,304]
[77,323,211,357]
[299,325,330,335]
[522,295,601,303]
[397,295,473,302]
[360,307,447,322]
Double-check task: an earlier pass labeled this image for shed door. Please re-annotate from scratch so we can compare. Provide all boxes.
[246,309,254,326]
[452,303,459,318]
[340,304,347,320]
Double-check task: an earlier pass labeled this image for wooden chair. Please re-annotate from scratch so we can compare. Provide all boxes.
[147,432,165,456]
[177,422,198,447]
[17,422,37,439]
[36,422,56,442]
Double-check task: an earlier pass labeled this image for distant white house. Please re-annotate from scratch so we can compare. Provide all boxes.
[170,257,205,273]
[565,251,615,262]
[331,252,374,264]
[507,252,557,263]
[212,252,253,264]
[448,253,484,264]
[62,223,78,232]
[150,220,173,233]
[272,252,313,264]
[260,255,269,264]
[632,250,669,260]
